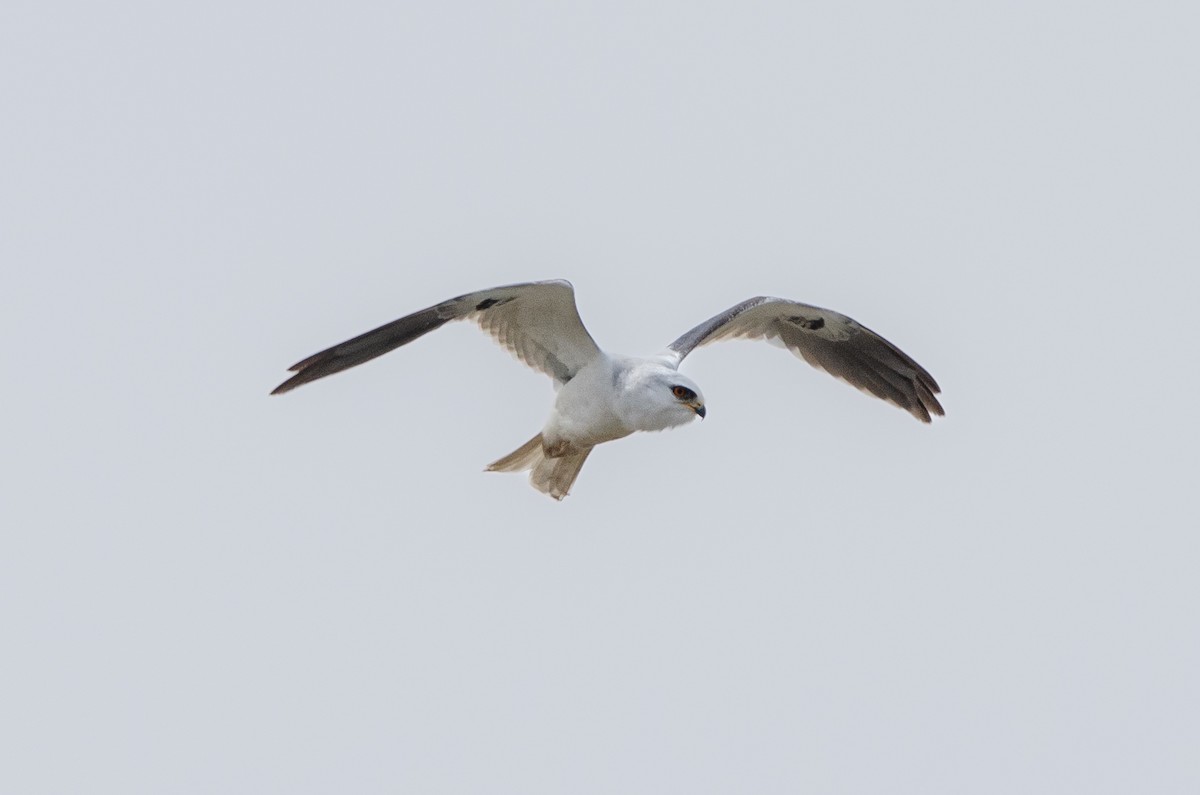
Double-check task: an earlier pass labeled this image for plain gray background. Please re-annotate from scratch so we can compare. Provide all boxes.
[3,1,1197,792]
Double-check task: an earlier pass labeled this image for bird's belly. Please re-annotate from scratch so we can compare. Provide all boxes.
[543,382,631,449]
[544,408,630,448]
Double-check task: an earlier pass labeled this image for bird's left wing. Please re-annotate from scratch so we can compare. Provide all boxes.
[663,297,944,423]
[272,280,601,394]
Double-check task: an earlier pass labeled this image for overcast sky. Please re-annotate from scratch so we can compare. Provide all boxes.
[3,1,1198,793]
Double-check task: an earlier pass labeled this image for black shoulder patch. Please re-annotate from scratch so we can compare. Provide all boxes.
[789,315,824,331]
[475,297,503,311]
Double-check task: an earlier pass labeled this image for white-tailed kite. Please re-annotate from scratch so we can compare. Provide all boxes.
[273,280,943,499]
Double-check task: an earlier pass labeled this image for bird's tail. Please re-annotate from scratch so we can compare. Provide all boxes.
[486,433,593,501]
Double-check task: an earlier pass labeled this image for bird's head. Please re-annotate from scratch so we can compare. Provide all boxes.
[619,363,706,432]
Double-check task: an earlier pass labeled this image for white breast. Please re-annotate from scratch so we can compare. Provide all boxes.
[542,354,634,448]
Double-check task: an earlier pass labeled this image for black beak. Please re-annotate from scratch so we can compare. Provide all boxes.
[694,404,706,419]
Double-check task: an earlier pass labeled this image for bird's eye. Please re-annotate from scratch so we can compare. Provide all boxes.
[671,385,693,400]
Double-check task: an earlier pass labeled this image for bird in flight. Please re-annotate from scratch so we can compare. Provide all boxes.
[272,280,943,499]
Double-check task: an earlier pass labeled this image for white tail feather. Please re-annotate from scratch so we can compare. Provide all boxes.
[486,433,593,500]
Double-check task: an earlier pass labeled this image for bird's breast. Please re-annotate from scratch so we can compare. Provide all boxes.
[543,358,633,447]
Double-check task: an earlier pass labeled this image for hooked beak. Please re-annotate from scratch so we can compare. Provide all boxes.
[691,402,706,419]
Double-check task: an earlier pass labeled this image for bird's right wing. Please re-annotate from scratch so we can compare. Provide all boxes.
[271,280,601,394]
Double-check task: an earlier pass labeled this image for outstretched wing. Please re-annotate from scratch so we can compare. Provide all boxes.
[271,279,601,394]
[664,297,943,423]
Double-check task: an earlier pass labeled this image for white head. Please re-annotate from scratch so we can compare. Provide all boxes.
[617,363,707,433]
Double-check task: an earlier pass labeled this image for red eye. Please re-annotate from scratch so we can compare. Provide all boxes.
[672,386,691,399]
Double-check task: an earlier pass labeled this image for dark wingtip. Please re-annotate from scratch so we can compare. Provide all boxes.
[910,401,944,423]
[270,363,329,395]
[917,378,944,422]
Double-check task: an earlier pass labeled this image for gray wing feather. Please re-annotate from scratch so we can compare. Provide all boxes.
[665,297,943,423]
[271,280,600,394]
